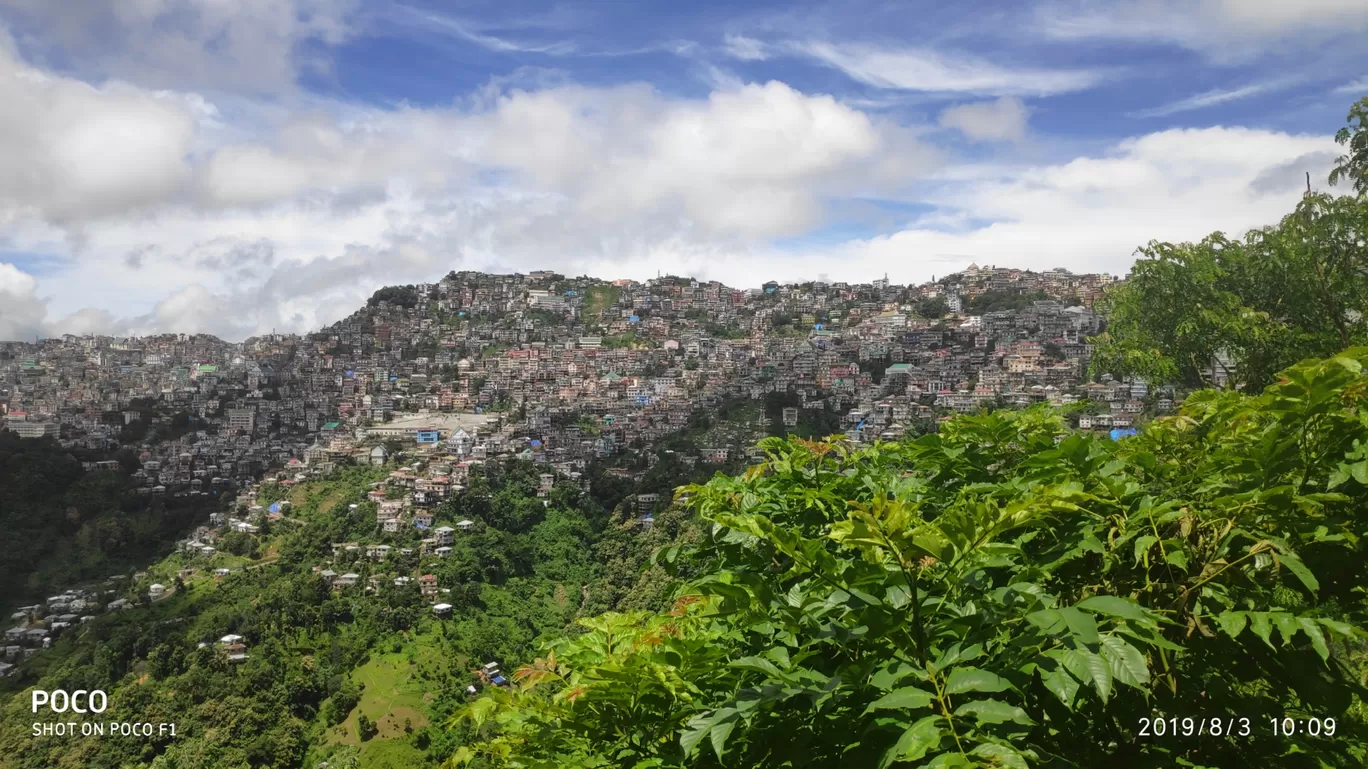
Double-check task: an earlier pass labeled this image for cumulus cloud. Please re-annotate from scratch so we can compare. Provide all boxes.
[938,97,1030,141]
[745,127,1341,287]
[0,262,46,342]
[0,0,358,92]
[0,38,197,222]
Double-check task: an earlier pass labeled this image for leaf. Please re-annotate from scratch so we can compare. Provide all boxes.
[878,715,943,769]
[1215,611,1247,639]
[680,708,736,757]
[1247,612,1275,649]
[1099,634,1149,689]
[870,661,917,690]
[1274,550,1319,594]
[730,656,792,683]
[954,698,1033,725]
[1273,613,1301,647]
[1040,657,1081,707]
[1298,618,1330,662]
[1077,595,1151,623]
[969,743,1030,769]
[944,666,1011,695]
[710,716,737,760]
[864,686,935,714]
[1083,650,1113,703]
[1133,534,1158,564]
[1318,618,1362,638]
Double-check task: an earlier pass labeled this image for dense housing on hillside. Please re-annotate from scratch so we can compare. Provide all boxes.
[0,265,1155,500]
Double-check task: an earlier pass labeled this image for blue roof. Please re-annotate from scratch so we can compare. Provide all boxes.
[491,675,507,685]
[530,439,542,447]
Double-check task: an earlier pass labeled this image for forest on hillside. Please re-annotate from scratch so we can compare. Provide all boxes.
[0,433,212,608]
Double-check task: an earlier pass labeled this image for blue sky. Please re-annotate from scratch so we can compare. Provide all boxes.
[0,0,1364,340]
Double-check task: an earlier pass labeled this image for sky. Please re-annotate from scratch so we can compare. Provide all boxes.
[0,0,1365,342]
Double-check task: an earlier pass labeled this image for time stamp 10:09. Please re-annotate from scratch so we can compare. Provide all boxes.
[1138,716,1337,738]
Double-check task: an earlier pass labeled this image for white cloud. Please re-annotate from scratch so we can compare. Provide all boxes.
[0,56,942,339]
[0,39,198,222]
[0,0,357,92]
[789,41,1103,96]
[1038,0,1368,58]
[1127,79,1297,118]
[722,34,769,61]
[938,97,1029,141]
[0,262,46,342]
[716,127,1340,288]
[1334,76,1368,95]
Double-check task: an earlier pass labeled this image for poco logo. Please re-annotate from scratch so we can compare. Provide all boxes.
[31,690,108,714]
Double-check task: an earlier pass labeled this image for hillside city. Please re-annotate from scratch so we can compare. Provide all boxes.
[2,263,1158,676]
[0,264,1146,493]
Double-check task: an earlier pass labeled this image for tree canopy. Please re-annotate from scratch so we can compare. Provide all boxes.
[452,350,1368,768]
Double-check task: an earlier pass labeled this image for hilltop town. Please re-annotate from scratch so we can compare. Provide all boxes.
[0,264,1159,502]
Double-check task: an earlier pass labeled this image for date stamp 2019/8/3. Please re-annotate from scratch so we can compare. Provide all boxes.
[1137,716,1337,739]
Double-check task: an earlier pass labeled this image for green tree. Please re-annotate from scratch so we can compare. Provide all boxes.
[358,713,378,741]
[1330,96,1368,195]
[453,351,1368,768]
[1093,192,1368,391]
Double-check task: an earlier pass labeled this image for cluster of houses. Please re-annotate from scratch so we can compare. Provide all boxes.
[0,266,1141,498]
[2,585,137,677]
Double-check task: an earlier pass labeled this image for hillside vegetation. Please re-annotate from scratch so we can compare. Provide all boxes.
[0,459,697,769]
[0,433,210,607]
[453,351,1368,768]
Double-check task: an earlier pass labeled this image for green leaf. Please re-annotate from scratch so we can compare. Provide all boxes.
[1077,595,1151,623]
[730,656,792,683]
[1274,551,1319,594]
[969,743,1030,769]
[944,666,1012,695]
[1215,611,1247,640]
[1083,650,1113,703]
[1318,618,1362,638]
[870,662,917,690]
[680,708,736,757]
[864,686,935,714]
[878,715,943,769]
[1099,634,1149,689]
[1133,534,1158,564]
[954,698,1033,725]
[1247,612,1276,649]
[1059,607,1100,646]
[1040,659,1081,707]
[710,716,737,760]
[1298,618,1330,662]
[1273,613,1301,647]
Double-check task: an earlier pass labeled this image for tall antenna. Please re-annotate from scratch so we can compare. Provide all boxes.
[1306,171,1312,196]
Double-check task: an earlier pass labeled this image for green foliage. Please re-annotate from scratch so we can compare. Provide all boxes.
[0,433,211,605]
[967,290,1048,314]
[916,297,949,319]
[368,285,423,309]
[0,453,706,768]
[1331,96,1368,195]
[1093,192,1368,391]
[582,285,621,319]
[452,351,1368,768]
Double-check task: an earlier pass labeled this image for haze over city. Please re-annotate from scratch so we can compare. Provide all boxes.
[0,0,1365,341]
